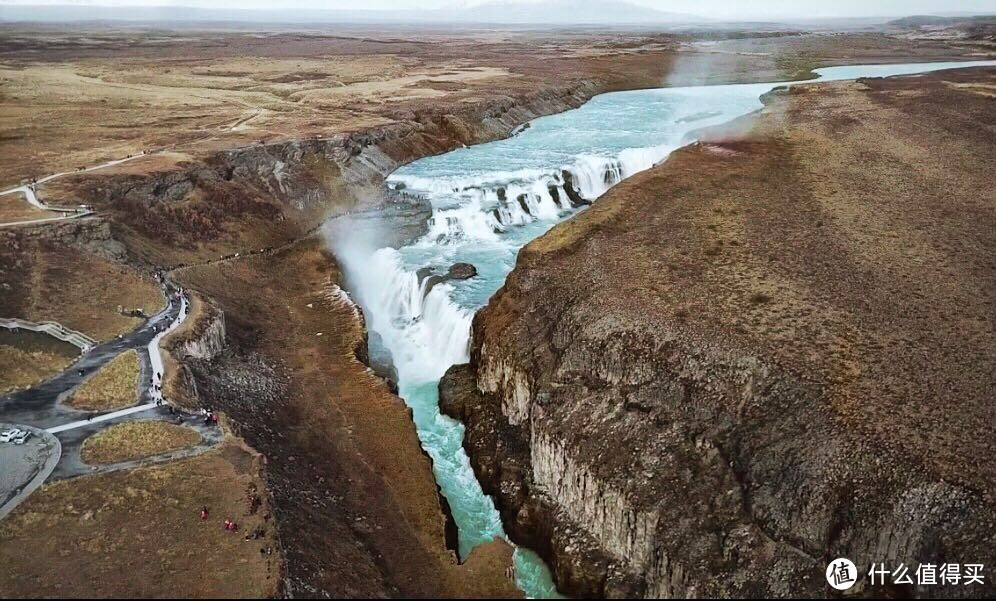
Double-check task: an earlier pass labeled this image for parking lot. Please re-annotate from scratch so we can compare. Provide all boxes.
[0,424,59,517]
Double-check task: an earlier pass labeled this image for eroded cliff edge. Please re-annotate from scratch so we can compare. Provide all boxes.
[441,67,996,597]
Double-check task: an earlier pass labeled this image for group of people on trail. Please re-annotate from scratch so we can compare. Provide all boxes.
[201,506,238,531]
[151,370,164,405]
[200,506,273,556]
[198,495,275,557]
[201,407,219,426]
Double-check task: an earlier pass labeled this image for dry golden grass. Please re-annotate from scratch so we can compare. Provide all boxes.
[66,349,139,411]
[0,197,61,224]
[0,440,282,597]
[33,252,165,342]
[0,344,74,394]
[2,240,166,342]
[81,420,202,465]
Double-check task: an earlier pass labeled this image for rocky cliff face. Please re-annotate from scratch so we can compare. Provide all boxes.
[441,69,996,598]
[161,295,227,408]
[0,219,129,265]
[68,81,601,255]
[167,297,226,361]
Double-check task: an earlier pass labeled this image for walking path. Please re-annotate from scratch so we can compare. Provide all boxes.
[45,402,159,434]
[148,293,189,394]
[0,152,156,227]
[0,213,93,228]
[0,317,97,351]
[50,409,222,480]
[2,153,149,192]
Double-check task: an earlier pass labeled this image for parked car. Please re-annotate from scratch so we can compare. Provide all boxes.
[1,429,23,443]
[12,431,31,445]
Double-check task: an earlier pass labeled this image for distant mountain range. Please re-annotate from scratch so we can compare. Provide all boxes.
[0,0,709,25]
[888,14,995,27]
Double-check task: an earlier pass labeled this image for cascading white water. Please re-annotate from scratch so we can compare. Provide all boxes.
[335,60,996,598]
[391,148,672,244]
[348,247,473,381]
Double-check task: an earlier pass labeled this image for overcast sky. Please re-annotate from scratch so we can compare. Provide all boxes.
[4,0,995,20]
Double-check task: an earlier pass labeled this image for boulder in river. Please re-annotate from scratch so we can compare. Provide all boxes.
[446,262,477,280]
[419,262,479,297]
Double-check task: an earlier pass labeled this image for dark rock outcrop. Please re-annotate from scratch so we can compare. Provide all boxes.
[166,298,226,362]
[417,262,479,298]
[446,262,477,280]
[560,170,589,206]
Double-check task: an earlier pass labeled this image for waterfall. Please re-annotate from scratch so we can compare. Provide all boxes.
[389,144,677,244]
[348,247,473,384]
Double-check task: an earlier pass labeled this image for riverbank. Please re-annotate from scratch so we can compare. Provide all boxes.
[445,65,996,597]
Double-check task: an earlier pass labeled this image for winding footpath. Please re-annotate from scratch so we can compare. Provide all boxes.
[0,152,156,227]
[45,293,191,435]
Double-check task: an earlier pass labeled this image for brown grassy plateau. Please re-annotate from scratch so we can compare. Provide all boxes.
[0,439,281,597]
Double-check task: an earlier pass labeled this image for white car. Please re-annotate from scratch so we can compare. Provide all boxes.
[0,429,23,443]
[12,431,31,445]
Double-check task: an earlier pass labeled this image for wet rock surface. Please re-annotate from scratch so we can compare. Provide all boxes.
[417,262,480,298]
[443,68,996,598]
[446,262,478,280]
[366,329,400,393]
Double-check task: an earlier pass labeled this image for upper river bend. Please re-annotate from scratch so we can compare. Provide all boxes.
[333,60,995,598]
